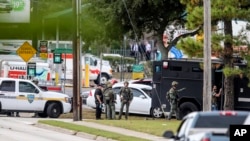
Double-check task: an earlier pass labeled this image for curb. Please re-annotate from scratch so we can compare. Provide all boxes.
[35,123,117,141]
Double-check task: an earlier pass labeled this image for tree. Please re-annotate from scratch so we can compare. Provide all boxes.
[179,0,250,110]
[86,0,186,58]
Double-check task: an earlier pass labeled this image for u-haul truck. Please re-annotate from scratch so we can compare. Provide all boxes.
[48,53,113,84]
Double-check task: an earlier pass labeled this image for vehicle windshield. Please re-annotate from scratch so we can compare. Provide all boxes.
[141,88,152,98]
[194,115,248,128]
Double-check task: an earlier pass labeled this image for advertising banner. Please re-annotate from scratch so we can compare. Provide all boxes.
[0,0,30,23]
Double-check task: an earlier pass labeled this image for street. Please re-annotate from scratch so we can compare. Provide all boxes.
[0,116,95,141]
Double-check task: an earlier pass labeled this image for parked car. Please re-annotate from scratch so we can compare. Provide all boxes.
[113,78,152,87]
[163,111,249,141]
[86,83,157,117]
[188,112,250,141]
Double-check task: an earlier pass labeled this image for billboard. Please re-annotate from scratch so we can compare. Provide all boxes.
[0,0,30,23]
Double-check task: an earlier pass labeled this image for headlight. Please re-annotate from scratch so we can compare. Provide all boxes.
[65,97,71,103]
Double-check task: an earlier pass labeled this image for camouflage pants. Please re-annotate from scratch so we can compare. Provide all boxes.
[118,101,130,120]
[106,102,116,119]
[168,100,177,120]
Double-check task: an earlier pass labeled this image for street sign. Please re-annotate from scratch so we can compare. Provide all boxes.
[16,41,37,62]
[39,41,48,59]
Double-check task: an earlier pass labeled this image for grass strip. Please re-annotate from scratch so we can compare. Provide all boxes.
[39,120,151,141]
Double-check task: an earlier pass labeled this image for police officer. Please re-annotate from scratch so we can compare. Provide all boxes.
[94,84,104,120]
[118,81,133,120]
[103,82,116,119]
[167,81,185,120]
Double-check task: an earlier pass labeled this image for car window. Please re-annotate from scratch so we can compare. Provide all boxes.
[194,115,247,128]
[19,81,38,93]
[113,87,121,94]
[141,88,152,98]
[0,80,15,92]
[177,118,192,138]
[131,88,144,97]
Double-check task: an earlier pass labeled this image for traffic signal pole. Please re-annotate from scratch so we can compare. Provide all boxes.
[72,0,82,121]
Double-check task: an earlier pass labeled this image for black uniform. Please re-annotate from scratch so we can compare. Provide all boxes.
[94,87,103,119]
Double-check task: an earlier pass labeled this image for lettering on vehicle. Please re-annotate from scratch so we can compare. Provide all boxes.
[9,66,27,70]
[230,125,250,140]
[27,94,35,103]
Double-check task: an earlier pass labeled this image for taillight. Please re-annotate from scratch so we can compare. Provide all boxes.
[163,61,168,69]
[201,137,210,141]
[220,111,237,116]
[89,91,92,96]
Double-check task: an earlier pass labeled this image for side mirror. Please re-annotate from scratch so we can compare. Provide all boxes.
[162,130,175,138]
[139,95,146,99]
[94,60,97,66]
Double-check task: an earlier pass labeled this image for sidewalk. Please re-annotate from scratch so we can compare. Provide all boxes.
[47,119,168,141]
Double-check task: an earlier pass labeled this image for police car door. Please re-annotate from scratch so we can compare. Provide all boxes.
[0,80,17,110]
[16,80,43,111]
[129,88,151,114]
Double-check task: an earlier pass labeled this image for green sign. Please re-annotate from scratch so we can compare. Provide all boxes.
[132,64,144,73]
[53,53,62,64]
[12,0,25,11]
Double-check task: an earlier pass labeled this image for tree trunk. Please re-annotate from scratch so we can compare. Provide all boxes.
[223,20,234,110]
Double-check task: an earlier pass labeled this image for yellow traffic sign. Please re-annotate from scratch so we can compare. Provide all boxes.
[40,53,48,59]
[16,41,37,62]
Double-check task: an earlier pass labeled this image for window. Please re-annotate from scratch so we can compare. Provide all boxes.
[170,66,182,71]
[19,81,37,93]
[155,65,161,73]
[192,67,203,72]
[131,88,144,97]
[0,81,15,92]
[194,115,247,128]
[113,87,121,95]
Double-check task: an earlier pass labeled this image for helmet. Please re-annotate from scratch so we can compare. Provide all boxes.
[32,78,39,84]
[172,81,178,86]
[124,81,129,85]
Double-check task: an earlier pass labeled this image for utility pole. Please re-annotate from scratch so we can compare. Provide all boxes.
[72,0,82,121]
[203,0,212,111]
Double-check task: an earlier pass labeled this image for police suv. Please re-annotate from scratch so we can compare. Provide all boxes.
[0,78,71,118]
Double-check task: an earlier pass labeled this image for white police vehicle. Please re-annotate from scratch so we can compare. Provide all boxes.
[0,78,71,118]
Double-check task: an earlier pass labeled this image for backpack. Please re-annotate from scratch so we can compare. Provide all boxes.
[104,88,113,101]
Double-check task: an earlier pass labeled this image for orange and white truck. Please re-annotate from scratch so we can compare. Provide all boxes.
[48,53,113,84]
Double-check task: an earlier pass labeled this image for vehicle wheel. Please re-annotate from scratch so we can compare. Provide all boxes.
[178,102,198,120]
[95,74,109,84]
[150,107,164,118]
[47,103,61,118]
[38,112,48,118]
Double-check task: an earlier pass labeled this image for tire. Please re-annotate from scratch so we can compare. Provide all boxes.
[47,103,62,118]
[95,73,109,84]
[38,112,48,118]
[150,107,164,118]
[178,102,198,120]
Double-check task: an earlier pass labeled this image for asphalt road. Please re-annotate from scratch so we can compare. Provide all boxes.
[0,116,95,141]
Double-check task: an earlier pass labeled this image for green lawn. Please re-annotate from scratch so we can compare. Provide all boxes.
[39,108,181,140]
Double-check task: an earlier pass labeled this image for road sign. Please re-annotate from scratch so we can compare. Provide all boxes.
[16,41,37,62]
[39,41,48,59]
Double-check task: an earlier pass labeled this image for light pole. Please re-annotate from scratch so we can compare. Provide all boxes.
[203,0,212,111]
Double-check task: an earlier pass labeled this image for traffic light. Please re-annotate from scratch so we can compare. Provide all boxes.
[53,53,62,64]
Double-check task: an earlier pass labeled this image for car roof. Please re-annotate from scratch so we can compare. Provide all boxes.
[184,111,250,119]
[112,83,152,90]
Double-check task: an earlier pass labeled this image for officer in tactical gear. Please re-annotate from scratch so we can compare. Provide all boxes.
[167,81,185,120]
[103,81,116,119]
[118,81,133,120]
